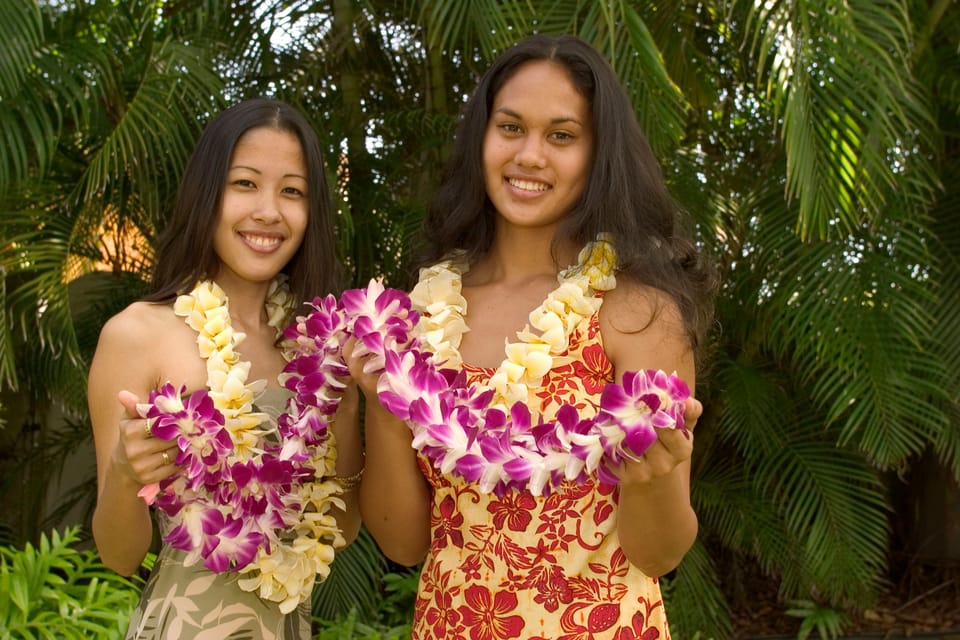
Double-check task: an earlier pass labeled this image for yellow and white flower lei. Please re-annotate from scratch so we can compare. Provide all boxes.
[168,276,345,613]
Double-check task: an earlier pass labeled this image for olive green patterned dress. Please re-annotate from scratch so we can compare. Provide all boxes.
[125,388,312,640]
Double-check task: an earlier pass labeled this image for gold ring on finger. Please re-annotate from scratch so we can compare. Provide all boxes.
[144,420,152,437]
[162,451,170,466]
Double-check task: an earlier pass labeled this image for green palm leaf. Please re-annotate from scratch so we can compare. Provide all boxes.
[414,0,530,56]
[737,0,939,240]
[663,540,732,639]
[312,528,389,621]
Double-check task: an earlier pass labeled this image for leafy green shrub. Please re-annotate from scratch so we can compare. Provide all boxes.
[0,527,141,639]
[787,599,849,640]
[313,568,418,639]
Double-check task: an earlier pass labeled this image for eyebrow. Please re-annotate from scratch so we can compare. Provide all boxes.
[494,107,584,127]
[230,165,307,179]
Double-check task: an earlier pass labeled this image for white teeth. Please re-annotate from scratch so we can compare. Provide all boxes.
[244,234,281,248]
[508,178,549,192]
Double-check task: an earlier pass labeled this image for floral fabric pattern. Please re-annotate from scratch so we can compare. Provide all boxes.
[412,309,671,639]
[126,388,311,640]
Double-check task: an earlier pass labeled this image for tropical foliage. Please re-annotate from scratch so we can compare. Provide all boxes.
[1,0,957,638]
[0,527,142,638]
[0,527,416,639]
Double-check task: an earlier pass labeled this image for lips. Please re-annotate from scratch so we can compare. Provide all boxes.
[239,231,284,251]
[506,177,550,192]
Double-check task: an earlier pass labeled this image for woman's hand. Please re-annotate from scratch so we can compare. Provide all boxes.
[341,336,382,400]
[114,390,179,486]
[613,395,700,485]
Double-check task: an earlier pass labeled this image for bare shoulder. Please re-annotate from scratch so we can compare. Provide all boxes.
[90,301,191,396]
[600,276,694,382]
[96,300,177,348]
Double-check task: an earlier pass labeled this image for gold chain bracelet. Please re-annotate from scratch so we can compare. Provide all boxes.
[335,468,364,490]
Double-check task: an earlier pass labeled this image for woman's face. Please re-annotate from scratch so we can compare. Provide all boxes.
[212,126,309,287]
[482,60,593,233]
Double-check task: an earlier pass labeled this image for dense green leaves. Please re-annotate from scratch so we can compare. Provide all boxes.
[0,527,141,639]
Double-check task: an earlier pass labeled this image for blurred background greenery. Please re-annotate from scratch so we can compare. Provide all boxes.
[1,1,958,638]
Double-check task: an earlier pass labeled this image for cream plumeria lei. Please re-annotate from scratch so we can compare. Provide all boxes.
[410,235,618,408]
[139,276,345,614]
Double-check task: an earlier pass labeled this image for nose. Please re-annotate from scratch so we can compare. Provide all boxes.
[514,135,546,168]
[251,193,283,223]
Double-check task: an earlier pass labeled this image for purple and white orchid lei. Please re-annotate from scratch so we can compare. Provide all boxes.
[338,279,690,496]
[140,279,344,613]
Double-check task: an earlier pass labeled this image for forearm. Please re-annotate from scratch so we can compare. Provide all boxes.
[617,470,697,577]
[330,388,363,546]
[92,459,154,576]
[358,402,431,566]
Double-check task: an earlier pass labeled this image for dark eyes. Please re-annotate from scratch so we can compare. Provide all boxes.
[229,180,305,197]
[495,122,577,143]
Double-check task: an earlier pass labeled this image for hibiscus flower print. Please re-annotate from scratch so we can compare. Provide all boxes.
[532,564,574,612]
[613,604,665,640]
[487,492,537,531]
[432,493,464,549]
[535,371,583,411]
[425,588,461,639]
[457,584,525,640]
[411,304,670,639]
[573,343,613,395]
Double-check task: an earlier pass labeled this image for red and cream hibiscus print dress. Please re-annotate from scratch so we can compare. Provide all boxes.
[412,308,672,640]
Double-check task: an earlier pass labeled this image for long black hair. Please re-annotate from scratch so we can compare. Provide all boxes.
[419,34,715,357]
[146,97,341,311]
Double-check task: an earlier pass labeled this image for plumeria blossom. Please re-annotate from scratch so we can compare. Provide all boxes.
[409,255,470,368]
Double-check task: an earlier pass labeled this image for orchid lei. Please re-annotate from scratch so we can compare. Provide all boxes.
[140,277,345,614]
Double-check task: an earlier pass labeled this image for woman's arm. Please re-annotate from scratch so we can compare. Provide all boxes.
[88,306,179,576]
[600,282,700,577]
[328,381,363,545]
[343,338,432,566]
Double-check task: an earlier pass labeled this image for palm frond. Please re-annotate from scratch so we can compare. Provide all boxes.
[755,416,889,602]
[642,0,719,112]
[739,179,950,467]
[77,37,225,219]
[0,0,41,97]
[0,0,59,194]
[415,0,530,59]
[311,527,388,620]
[738,0,939,240]
[663,540,732,639]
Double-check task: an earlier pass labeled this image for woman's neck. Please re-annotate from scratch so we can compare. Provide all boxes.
[469,226,579,286]
[209,275,271,334]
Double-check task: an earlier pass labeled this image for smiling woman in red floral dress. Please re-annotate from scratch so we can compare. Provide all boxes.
[347,34,715,639]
